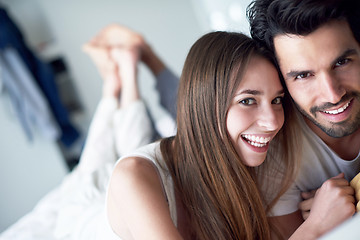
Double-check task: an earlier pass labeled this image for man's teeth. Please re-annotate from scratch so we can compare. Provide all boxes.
[242,135,271,147]
[323,102,350,115]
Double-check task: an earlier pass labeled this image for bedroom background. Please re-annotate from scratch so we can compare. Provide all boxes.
[0,0,251,232]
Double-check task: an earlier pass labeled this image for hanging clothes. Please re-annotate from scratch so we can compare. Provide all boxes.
[0,47,60,141]
[0,6,80,147]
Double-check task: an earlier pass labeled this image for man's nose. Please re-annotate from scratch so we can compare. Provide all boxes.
[319,72,346,104]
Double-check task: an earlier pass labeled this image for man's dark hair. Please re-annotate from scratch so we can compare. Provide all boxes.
[247,0,360,53]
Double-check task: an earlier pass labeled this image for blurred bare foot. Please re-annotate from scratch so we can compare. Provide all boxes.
[83,43,121,98]
[90,24,145,50]
[88,23,166,76]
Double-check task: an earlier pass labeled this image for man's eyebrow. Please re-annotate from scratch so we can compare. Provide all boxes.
[284,49,358,80]
[331,48,358,66]
[285,70,311,80]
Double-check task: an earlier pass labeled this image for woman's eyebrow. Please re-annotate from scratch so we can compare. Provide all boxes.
[237,89,284,96]
[238,89,262,95]
[277,89,285,95]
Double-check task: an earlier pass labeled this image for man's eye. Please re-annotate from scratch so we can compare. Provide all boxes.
[272,96,283,105]
[335,58,350,67]
[239,98,256,105]
[295,72,311,79]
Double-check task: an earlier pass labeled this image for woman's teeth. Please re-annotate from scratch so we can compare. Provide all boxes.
[242,135,271,148]
[323,101,350,115]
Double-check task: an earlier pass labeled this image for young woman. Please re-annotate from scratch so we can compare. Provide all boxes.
[107,31,300,239]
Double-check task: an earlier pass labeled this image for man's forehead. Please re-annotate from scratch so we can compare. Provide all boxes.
[273,21,359,69]
[273,34,312,67]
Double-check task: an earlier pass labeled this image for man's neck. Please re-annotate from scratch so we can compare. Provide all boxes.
[304,117,360,160]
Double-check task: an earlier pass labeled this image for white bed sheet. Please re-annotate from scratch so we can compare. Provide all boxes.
[0,186,62,240]
[0,162,114,240]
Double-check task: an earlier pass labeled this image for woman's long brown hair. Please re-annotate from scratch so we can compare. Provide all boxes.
[160,31,300,240]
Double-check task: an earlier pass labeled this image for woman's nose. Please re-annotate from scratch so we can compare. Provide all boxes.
[257,105,284,131]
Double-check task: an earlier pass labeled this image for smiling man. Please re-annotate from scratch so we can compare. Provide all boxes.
[275,21,360,142]
[247,0,360,239]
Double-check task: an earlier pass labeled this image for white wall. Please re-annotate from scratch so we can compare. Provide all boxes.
[191,0,252,34]
[0,0,203,233]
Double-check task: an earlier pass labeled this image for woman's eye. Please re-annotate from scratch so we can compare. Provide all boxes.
[239,98,256,105]
[272,96,283,105]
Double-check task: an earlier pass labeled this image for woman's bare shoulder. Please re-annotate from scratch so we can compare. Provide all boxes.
[107,156,182,239]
